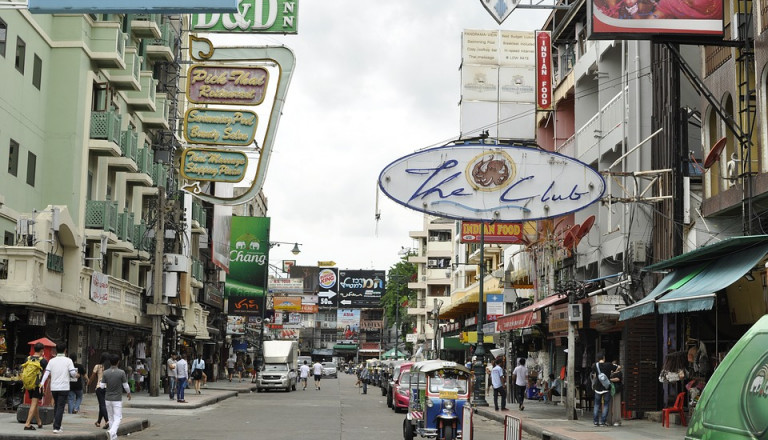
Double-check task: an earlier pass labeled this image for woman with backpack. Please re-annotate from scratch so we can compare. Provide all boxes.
[89,352,110,430]
[22,342,47,431]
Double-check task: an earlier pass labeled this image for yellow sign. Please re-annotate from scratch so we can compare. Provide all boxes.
[273,296,302,311]
[318,261,336,267]
[459,332,494,344]
[439,390,458,399]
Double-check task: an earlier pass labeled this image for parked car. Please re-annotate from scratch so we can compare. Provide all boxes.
[392,362,415,412]
[386,360,409,408]
[321,362,337,378]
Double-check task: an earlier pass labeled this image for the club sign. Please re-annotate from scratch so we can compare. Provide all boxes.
[180,148,248,183]
[378,143,605,221]
[184,108,257,146]
[187,64,268,105]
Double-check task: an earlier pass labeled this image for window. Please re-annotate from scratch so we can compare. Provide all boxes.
[0,19,7,57]
[26,152,36,186]
[15,37,25,74]
[8,139,19,176]
[92,83,108,111]
[32,54,42,90]
[4,231,13,245]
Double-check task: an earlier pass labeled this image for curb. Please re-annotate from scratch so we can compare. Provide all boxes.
[128,390,239,409]
[0,418,149,440]
[476,407,566,440]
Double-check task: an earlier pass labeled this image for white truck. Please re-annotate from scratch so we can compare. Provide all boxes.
[257,340,298,392]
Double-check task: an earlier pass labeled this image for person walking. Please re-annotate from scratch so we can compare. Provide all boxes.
[591,351,618,426]
[40,343,78,434]
[490,358,507,411]
[511,358,528,411]
[22,342,47,431]
[67,353,88,414]
[299,361,310,390]
[360,364,370,394]
[90,352,110,430]
[312,360,323,390]
[606,360,623,426]
[236,354,245,382]
[226,353,236,382]
[191,354,205,394]
[101,354,131,440]
[166,353,177,400]
[175,353,189,403]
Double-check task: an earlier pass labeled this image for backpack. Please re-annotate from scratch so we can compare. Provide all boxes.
[595,362,611,389]
[21,356,43,390]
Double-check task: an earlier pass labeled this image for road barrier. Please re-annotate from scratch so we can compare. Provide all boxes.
[504,415,522,440]
[463,405,473,440]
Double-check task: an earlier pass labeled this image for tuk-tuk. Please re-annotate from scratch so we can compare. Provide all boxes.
[403,360,471,440]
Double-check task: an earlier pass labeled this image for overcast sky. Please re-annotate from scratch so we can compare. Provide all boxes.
[217,2,549,273]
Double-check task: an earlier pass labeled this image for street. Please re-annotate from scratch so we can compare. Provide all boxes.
[119,373,534,440]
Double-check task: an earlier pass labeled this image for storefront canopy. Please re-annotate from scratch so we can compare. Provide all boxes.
[619,236,768,321]
[496,294,568,331]
[381,348,409,359]
[333,344,358,351]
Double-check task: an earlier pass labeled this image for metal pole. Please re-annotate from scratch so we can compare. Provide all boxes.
[473,222,489,406]
[149,186,165,397]
[395,292,399,359]
[566,290,577,420]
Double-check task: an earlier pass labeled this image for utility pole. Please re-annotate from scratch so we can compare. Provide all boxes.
[566,287,576,420]
[149,186,165,397]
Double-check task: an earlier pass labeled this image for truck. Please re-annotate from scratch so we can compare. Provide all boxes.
[257,340,298,392]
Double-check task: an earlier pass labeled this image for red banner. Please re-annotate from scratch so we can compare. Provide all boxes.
[535,31,552,111]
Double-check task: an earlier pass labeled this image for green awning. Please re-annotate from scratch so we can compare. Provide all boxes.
[381,348,409,359]
[442,336,468,351]
[620,240,768,320]
[643,235,768,271]
[333,344,358,350]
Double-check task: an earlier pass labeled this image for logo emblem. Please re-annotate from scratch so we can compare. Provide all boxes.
[744,350,768,437]
[479,0,521,24]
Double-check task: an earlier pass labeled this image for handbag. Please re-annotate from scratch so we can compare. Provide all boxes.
[610,383,616,395]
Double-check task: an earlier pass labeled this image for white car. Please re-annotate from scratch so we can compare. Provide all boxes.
[321,362,337,378]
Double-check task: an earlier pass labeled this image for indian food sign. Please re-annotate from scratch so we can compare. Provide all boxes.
[180,148,247,183]
[184,109,257,146]
[187,64,268,105]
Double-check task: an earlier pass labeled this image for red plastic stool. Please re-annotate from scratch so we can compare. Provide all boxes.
[621,401,627,419]
[662,392,687,427]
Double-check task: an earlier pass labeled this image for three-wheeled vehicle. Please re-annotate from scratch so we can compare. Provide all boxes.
[403,360,471,440]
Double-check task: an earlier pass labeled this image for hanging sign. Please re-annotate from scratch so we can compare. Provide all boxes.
[187,64,268,105]
[535,31,552,111]
[184,109,257,146]
[180,148,248,183]
[192,0,299,34]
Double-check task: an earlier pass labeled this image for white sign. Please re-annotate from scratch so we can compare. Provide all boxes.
[90,272,109,305]
[406,333,418,343]
[379,143,606,221]
[268,278,304,294]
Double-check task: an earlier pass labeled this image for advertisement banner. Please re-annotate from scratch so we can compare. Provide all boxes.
[338,269,385,308]
[589,0,723,38]
[90,272,109,305]
[268,278,304,294]
[318,267,339,308]
[183,109,257,146]
[180,148,248,183]
[460,221,523,243]
[273,296,302,311]
[337,309,360,343]
[300,304,319,314]
[224,216,269,316]
[187,64,269,106]
[192,0,299,34]
[226,315,246,335]
[290,266,319,293]
[535,31,553,111]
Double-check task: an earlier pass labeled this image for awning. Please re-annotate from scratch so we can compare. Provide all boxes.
[442,336,468,351]
[381,348,409,359]
[312,348,334,356]
[497,294,568,331]
[619,238,768,320]
[333,344,358,350]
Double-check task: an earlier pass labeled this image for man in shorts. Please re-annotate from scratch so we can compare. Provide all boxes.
[312,361,323,390]
[226,353,236,382]
[23,342,47,431]
[299,361,310,390]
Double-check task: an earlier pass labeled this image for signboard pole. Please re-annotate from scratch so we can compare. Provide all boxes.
[149,187,165,397]
[567,291,577,420]
[473,223,489,406]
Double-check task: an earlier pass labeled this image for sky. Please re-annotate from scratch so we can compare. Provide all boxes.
[212,2,549,273]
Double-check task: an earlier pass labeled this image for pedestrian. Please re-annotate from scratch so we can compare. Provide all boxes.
[191,354,205,394]
[299,361,310,390]
[546,373,563,403]
[101,354,131,440]
[89,352,110,430]
[490,358,507,411]
[360,364,370,394]
[67,352,88,414]
[591,351,618,426]
[176,353,189,403]
[607,360,623,426]
[312,360,323,390]
[511,358,528,411]
[40,342,78,434]
[166,353,177,400]
[22,342,47,431]
[245,355,253,380]
[226,353,236,382]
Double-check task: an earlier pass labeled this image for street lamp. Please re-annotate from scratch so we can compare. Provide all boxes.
[270,241,302,255]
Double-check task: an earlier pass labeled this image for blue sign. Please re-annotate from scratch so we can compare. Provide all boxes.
[29,0,238,13]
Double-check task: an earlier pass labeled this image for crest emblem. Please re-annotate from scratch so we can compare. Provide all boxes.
[479,0,521,24]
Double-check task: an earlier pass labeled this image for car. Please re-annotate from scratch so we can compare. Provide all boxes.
[321,362,337,378]
[392,362,415,412]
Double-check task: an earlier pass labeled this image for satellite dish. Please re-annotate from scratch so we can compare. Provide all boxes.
[576,215,595,239]
[703,137,727,169]
[563,229,577,249]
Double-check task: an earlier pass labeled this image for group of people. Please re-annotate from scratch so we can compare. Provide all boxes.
[22,342,131,440]
[165,353,208,403]
[298,360,325,391]
[225,352,254,383]
[487,357,530,412]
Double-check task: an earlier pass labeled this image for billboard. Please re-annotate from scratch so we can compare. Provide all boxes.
[29,0,237,13]
[589,0,723,38]
[337,309,360,343]
[535,31,552,111]
[268,278,304,294]
[290,266,319,293]
[318,268,339,308]
[338,270,385,308]
[192,0,299,34]
[273,296,301,311]
[460,221,523,244]
[225,216,270,316]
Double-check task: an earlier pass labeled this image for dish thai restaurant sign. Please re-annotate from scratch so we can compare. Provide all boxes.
[192,0,299,34]
[29,0,237,13]
[460,221,522,243]
[180,148,247,183]
[379,143,605,222]
[589,0,723,38]
[187,64,268,105]
[184,109,257,146]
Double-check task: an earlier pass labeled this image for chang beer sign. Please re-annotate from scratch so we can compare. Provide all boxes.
[225,216,270,316]
[192,0,298,34]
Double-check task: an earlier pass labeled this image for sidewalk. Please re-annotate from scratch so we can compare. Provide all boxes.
[475,398,688,440]
[0,380,255,440]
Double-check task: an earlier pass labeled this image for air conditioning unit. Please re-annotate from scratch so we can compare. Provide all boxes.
[630,241,647,263]
[163,253,188,272]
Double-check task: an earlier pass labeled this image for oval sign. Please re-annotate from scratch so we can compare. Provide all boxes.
[378,143,605,221]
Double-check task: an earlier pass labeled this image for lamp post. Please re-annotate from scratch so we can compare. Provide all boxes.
[473,222,489,407]
[431,299,443,359]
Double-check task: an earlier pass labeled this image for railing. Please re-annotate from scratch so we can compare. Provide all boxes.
[90,110,121,143]
[134,221,148,252]
[575,90,625,161]
[152,163,167,188]
[79,269,143,315]
[704,45,731,77]
[131,13,161,26]
[149,22,174,47]
[116,210,134,242]
[120,129,138,161]
[192,201,207,228]
[137,145,154,175]
[85,200,118,233]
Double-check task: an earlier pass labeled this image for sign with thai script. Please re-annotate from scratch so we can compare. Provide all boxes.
[192,0,298,34]
[460,221,523,243]
[187,64,268,105]
[225,216,269,316]
[379,142,606,221]
[338,269,385,308]
[268,278,304,294]
[91,272,109,305]
[535,31,552,111]
[29,0,237,13]
[180,148,248,183]
[184,109,257,146]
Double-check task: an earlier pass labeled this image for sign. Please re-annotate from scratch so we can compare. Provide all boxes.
[478,0,520,24]
[290,266,319,293]
[318,267,339,307]
[90,272,109,305]
[460,221,522,243]
[180,148,248,183]
[184,109,257,146]
[202,284,224,309]
[589,0,723,39]
[338,269,386,308]
[318,260,336,267]
[282,259,295,274]
[224,216,269,316]
[29,0,237,13]
[497,310,541,331]
[337,309,360,343]
[406,333,418,343]
[192,0,298,34]
[187,64,268,105]
[535,31,552,111]
[378,143,606,221]
[273,296,301,311]
[268,278,304,294]
[300,304,318,313]
[486,293,504,320]
[226,315,246,335]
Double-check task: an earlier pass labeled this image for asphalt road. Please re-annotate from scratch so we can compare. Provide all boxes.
[119,373,535,440]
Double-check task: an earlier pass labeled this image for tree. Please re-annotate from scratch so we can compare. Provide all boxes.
[383,256,417,348]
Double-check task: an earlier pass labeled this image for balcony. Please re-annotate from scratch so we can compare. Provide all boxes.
[130,14,162,39]
[88,25,126,68]
[136,145,154,176]
[145,22,175,62]
[152,163,168,188]
[89,110,122,154]
[121,72,157,111]
[137,94,170,129]
[191,201,207,231]
[85,200,118,234]
[102,48,141,90]
[78,268,145,323]
[119,129,139,163]
[575,90,625,165]
[116,210,135,244]
[133,221,150,253]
